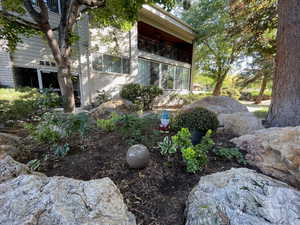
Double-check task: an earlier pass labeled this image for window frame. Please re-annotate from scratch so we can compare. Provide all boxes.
[92,53,131,75]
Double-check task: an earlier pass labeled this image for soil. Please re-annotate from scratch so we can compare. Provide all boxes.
[11,126,250,225]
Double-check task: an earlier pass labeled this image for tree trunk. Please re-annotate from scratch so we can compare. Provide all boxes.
[266,0,300,127]
[254,74,268,104]
[212,75,226,96]
[57,63,75,113]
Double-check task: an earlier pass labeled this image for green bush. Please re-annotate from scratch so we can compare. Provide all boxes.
[120,83,163,110]
[0,88,61,121]
[221,87,241,100]
[172,107,219,133]
[97,112,121,132]
[215,147,247,165]
[159,128,214,173]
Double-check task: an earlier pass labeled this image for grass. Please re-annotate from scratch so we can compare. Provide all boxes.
[0,87,39,102]
[253,107,268,119]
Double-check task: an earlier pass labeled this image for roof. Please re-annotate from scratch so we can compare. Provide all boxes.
[139,4,196,44]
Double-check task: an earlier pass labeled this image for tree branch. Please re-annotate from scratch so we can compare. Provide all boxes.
[23,0,42,24]
[77,0,105,8]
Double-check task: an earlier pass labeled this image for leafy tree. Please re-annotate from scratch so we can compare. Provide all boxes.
[182,0,244,96]
[0,0,186,112]
[238,53,274,104]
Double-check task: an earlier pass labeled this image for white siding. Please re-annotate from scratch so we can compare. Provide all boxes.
[0,41,14,87]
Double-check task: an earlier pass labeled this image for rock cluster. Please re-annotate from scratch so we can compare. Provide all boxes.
[185,168,300,225]
[0,154,136,225]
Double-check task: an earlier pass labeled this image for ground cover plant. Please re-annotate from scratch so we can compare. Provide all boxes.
[0,87,61,122]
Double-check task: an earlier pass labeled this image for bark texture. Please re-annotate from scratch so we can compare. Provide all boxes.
[267,0,300,127]
[254,74,268,104]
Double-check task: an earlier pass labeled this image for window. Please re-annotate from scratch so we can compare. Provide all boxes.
[32,0,60,13]
[138,58,190,90]
[161,63,175,90]
[92,54,130,74]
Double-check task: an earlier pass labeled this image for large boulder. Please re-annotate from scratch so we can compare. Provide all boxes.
[185,168,300,225]
[90,98,135,119]
[152,94,185,109]
[182,96,248,114]
[0,154,136,225]
[231,127,300,187]
[218,112,264,136]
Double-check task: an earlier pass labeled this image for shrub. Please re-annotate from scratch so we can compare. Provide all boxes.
[26,112,92,156]
[159,128,214,173]
[0,88,61,121]
[215,147,247,165]
[120,83,163,110]
[221,87,241,100]
[97,112,121,132]
[172,107,219,133]
[93,90,111,107]
[120,83,142,102]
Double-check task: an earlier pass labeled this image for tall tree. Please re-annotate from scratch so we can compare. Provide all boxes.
[266,0,300,126]
[182,0,243,96]
[0,0,181,112]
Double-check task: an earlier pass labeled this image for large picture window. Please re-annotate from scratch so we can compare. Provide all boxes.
[92,54,130,74]
[138,58,190,90]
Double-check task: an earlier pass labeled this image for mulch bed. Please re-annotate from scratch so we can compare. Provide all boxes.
[15,128,247,225]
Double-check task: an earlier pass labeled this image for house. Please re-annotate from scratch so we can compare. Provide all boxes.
[0,1,196,106]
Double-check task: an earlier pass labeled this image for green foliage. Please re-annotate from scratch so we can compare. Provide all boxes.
[171,127,192,149]
[97,112,121,132]
[221,87,241,100]
[159,136,177,155]
[93,90,111,107]
[0,88,61,121]
[173,107,219,133]
[27,159,41,171]
[120,83,163,110]
[117,114,160,146]
[28,112,91,147]
[160,128,214,173]
[54,144,70,157]
[215,147,247,165]
[253,108,268,119]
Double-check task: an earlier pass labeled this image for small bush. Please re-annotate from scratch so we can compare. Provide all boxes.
[159,128,214,173]
[120,83,163,110]
[26,112,92,157]
[0,88,61,121]
[221,87,240,100]
[97,112,121,132]
[172,107,219,133]
[215,147,247,165]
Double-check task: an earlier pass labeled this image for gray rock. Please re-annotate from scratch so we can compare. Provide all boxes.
[90,98,135,119]
[152,94,185,109]
[185,168,300,225]
[218,112,264,136]
[231,126,300,187]
[0,132,20,146]
[126,144,150,169]
[182,96,248,114]
[0,155,136,225]
[0,145,20,159]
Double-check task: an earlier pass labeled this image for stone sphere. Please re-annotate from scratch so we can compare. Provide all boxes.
[126,144,150,169]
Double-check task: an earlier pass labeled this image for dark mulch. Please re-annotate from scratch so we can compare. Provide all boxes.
[17,129,246,225]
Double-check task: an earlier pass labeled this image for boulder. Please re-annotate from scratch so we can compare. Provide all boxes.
[0,132,20,146]
[0,145,20,159]
[90,98,135,119]
[185,168,300,225]
[126,144,150,169]
[152,94,185,109]
[0,155,136,225]
[231,127,300,187]
[218,112,264,136]
[182,96,248,114]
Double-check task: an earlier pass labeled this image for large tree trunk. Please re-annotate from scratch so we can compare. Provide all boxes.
[266,0,300,127]
[57,63,75,113]
[212,75,226,96]
[254,74,268,104]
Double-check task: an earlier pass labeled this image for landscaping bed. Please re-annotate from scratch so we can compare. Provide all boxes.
[16,126,247,225]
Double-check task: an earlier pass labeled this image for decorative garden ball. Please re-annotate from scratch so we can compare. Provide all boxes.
[126,144,150,169]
